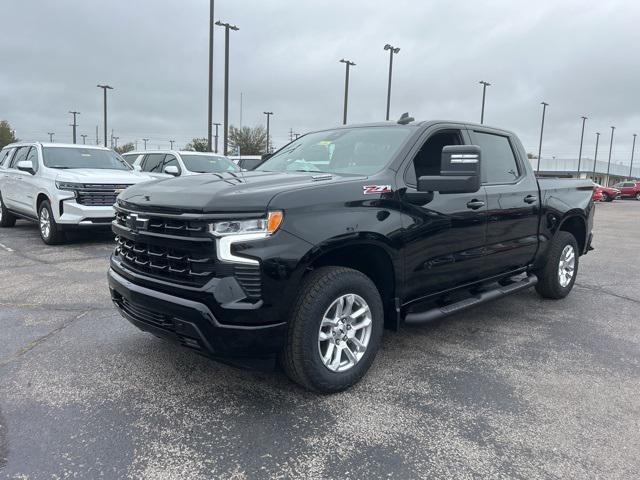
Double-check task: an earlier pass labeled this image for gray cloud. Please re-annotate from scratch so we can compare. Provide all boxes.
[1,0,639,164]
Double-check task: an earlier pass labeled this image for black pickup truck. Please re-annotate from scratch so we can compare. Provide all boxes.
[108,119,594,392]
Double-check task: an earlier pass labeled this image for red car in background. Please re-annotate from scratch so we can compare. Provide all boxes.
[612,181,640,200]
[593,183,620,202]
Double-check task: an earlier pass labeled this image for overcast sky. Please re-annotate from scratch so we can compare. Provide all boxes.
[2,0,639,164]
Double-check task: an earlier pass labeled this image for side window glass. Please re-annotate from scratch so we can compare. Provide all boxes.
[405,130,463,186]
[25,147,39,171]
[9,147,29,169]
[0,149,11,167]
[164,155,179,170]
[473,131,520,184]
[143,154,165,172]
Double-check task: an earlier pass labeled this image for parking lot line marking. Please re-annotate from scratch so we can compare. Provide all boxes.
[0,242,14,252]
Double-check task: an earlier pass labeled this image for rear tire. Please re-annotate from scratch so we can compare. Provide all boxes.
[38,200,65,245]
[535,231,579,299]
[601,192,610,202]
[0,193,17,227]
[280,266,384,393]
[636,192,640,201]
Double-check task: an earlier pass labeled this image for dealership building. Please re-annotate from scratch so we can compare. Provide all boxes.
[531,157,639,186]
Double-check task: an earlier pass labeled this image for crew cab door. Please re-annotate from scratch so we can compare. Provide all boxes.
[469,128,540,274]
[11,146,41,216]
[3,146,31,210]
[397,126,488,301]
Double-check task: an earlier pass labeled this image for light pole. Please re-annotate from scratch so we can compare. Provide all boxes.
[605,126,615,186]
[170,140,175,150]
[384,44,400,121]
[69,111,80,144]
[479,81,491,124]
[215,20,239,155]
[629,134,637,179]
[592,132,601,178]
[577,116,587,175]
[97,84,113,148]
[113,136,120,148]
[81,134,87,144]
[142,138,149,150]
[536,102,548,173]
[263,112,273,153]
[207,0,215,152]
[213,123,221,153]
[339,59,355,125]
[47,132,55,142]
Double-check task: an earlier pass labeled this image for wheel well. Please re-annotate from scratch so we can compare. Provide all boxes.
[559,216,586,253]
[36,193,49,211]
[309,244,397,328]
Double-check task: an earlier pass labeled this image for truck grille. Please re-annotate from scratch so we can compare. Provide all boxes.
[113,206,262,298]
[76,184,133,206]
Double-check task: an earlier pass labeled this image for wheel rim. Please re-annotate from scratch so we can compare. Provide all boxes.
[318,293,372,373]
[636,193,640,200]
[558,245,575,288]
[39,207,51,239]
[0,197,3,222]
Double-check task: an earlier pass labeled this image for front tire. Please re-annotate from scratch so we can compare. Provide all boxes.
[636,192,640,201]
[601,192,610,202]
[281,266,384,393]
[38,200,65,245]
[535,231,579,299]
[0,193,17,227]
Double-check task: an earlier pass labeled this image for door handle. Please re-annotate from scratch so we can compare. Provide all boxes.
[524,195,538,204]
[466,200,485,210]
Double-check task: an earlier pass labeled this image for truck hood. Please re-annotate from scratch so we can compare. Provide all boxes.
[54,169,154,184]
[118,170,359,213]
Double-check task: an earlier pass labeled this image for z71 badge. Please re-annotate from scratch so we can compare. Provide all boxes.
[363,185,392,195]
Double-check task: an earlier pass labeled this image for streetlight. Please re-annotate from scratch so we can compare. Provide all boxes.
[142,138,149,150]
[536,102,548,173]
[629,134,637,179]
[215,20,239,155]
[384,44,400,121]
[47,132,55,142]
[592,132,601,178]
[605,126,615,186]
[113,136,120,148]
[207,0,215,152]
[479,81,491,124]
[213,123,221,153]
[577,116,587,175]
[69,111,80,144]
[96,84,114,148]
[170,140,175,150]
[81,134,87,144]
[263,112,273,153]
[339,59,355,125]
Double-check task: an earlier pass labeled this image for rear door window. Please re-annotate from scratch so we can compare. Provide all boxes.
[9,146,29,169]
[472,131,520,184]
[0,149,13,167]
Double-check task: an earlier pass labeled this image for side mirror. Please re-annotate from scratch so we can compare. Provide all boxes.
[163,165,180,176]
[418,145,481,194]
[17,160,35,175]
[133,164,142,172]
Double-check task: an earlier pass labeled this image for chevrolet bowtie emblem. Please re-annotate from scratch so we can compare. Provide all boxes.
[126,213,149,231]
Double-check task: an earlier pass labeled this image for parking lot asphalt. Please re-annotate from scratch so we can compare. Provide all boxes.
[1,201,639,479]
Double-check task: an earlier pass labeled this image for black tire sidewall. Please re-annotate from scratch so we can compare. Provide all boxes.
[538,232,579,299]
[292,268,384,392]
[38,200,60,244]
[0,192,16,227]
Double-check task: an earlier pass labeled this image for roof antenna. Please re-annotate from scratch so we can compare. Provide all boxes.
[397,112,414,125]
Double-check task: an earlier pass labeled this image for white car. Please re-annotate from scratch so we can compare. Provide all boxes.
[121,150,241,179]
[0,142,153,244]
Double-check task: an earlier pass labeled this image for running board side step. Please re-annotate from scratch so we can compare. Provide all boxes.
[404,274,538,326]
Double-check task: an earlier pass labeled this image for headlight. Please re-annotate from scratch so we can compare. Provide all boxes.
[55,181,83,191]
[208,211,283,237]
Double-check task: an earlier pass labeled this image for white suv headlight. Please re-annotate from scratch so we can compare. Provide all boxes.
[207,211,283,265]
[55,181,83,191]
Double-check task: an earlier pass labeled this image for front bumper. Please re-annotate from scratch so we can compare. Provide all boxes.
[57,200,115,225]
[108,268,287,359]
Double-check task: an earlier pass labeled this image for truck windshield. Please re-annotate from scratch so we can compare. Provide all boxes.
[258,126,412,175]
[181,154,240,173]
[43,147,131,170]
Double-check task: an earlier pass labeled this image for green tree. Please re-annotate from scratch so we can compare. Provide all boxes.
[115,142,135,154]
[184,137,209,152]
[229,125,267,155]
[0,120,18,149]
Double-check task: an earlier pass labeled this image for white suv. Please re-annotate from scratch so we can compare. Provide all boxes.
[0,142,153,244]
[121,150,240,179]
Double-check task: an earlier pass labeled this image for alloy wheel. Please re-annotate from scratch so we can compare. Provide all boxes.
[558,245,575,288]
[39,207,51,240]
[318,293,373,373]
